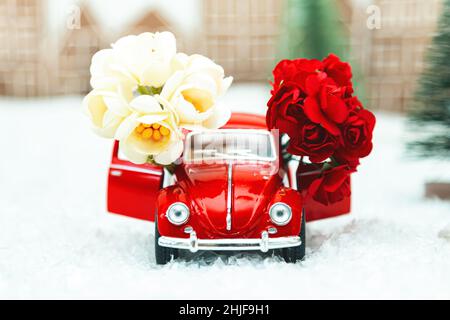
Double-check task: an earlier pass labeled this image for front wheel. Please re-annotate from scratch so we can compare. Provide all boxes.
[154,212,179,265]
[281,209,306,263]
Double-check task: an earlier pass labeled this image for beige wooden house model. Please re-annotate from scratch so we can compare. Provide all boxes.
[0,0,50,96]
[58,5,107,95]
[201,0,283,81]
[363,0,442,112]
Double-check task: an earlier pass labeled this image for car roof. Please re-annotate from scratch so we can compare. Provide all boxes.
[221,112,267,130]
[183,129,277,163]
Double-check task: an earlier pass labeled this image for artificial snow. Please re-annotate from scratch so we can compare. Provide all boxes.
[439,224,450,240]
[0,84,449,299]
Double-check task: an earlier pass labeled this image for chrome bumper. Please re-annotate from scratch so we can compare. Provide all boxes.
[158,231,301,253]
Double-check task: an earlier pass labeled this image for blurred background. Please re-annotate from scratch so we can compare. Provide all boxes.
[1,0,449,189]
[0,0,449,299]
[0,0,442,113]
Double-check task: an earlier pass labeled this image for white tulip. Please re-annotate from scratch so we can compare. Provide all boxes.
[161,54,233,129]
[90,32,178,91]
[83,84,133,138]
[115,95,183,165]
[85,31,234,166]
[89,48,136,90]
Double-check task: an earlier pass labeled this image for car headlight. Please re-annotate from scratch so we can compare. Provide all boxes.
[166,202,190,225]
[269,202,292,226]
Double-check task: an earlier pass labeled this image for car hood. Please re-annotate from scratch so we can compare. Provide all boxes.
[178,162,281,235]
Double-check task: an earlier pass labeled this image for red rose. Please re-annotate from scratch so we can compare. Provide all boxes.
[323,53,353,88]
[303,74,349,135]
[345,96,364,112]
[335,109,376,168]
[268,84,339,162]
[286,107,339,163]
[307,164,354,205]
[267,54,376,207]
[272,58,324,93]
[266,83,303,134]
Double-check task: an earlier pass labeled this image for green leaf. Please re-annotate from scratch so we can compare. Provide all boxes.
[137,85,162,96]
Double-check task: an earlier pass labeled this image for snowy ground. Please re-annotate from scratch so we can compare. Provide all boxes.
[0,83,449,299]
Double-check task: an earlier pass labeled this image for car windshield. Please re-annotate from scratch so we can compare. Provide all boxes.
[185,130,275,161]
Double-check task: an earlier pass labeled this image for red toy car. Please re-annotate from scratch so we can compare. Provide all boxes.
[107,113,350,264]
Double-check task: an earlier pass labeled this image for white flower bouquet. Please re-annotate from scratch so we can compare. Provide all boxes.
[84,32,233,165]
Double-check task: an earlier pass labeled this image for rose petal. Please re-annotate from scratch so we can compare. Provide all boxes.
[303,97,340,135]
[323,94,349,124]
[305,74,321,96]
[323,169,349,192]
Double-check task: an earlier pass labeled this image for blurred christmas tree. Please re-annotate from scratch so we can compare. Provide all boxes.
[278,0,366,103]
[408,0,450,158]
[281,0,349,60]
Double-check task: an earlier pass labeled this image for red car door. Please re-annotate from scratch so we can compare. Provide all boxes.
[107,141,163,221]
[295,162,351,221]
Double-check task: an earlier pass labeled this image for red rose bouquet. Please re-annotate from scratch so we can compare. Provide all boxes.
[267,54,376,206]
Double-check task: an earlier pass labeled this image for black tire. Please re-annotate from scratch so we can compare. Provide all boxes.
[155,212,179,265]
[281,209,306,263]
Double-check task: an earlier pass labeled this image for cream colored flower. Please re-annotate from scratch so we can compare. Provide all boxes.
[85,31,235,166]
[161,54,233,130]
[89,48,136,90]
[90,32,178,91]
[115,95,183,165]
[83,83,133,138]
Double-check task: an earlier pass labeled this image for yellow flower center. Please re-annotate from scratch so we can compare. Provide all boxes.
[182,88,213,113]
[135,123,170,141]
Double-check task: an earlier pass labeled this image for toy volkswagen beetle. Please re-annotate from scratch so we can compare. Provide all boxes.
[107,113,350,264]
[155,127,305,264]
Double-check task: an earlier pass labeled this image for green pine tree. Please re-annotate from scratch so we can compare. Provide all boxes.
[408,0,450,157]
[281,0,349,60]
[278,0,365,103]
